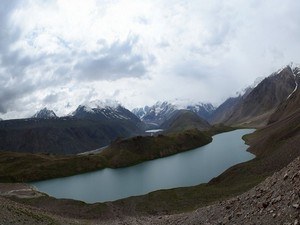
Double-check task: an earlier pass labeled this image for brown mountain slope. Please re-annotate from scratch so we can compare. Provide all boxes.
[209,96,242,124]
[268,77,300,124]
[213,65,298,127]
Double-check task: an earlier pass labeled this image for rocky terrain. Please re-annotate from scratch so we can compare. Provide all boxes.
[116,156,300,225]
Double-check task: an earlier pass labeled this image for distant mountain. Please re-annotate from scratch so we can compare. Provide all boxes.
[132,101,215,127]
[0,118,2,121]
[209,96,242,124]
[0,117,143,155]
[160,110,211,133]
[32,108,57,119]
[186,103,215,120]
[71,100,141,124]
[132,101,177,127]
[210,64,299,126]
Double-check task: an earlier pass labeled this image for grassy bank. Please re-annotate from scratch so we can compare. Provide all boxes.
[0,129,212,182]
[101,129,212,168]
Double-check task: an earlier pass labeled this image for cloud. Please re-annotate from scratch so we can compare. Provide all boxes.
[74,36,149,81]
[43,93,60,104]
[1,0,300,119]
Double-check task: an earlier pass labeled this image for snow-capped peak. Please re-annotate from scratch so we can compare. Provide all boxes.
[153,101,178,115]
[82,99,121,109]
[132,100,216,122]
[79,105,94,113]
[32,108,57,119]
[275,62,300,75]
[71,100,138,121]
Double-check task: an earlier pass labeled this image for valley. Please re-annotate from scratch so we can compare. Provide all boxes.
[1,2,300,224]
[0,64,299,224]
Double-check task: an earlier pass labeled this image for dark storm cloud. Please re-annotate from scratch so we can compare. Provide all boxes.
[0,1,72,114]
[74,37,148,81]
[0,2,60,114]
[0,0,27,113]
[0,1,23,64]
[0,81,36,113]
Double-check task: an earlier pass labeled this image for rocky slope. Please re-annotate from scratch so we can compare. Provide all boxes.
[130,156,300,225]
[268,78,300,124]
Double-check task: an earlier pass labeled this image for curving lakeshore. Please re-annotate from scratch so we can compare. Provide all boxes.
[32,129,255,203]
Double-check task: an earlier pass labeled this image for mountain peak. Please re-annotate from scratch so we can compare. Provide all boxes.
[274,63,300,76]
[289,62,300,70]
[32,108,58,119]
[83,100,121,110]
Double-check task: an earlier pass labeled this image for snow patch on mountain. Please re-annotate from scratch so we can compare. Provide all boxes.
[287,65,299,99]
[287,81,298,100]
[133,101,216,122]
[71,100,138,121]
[83,99,120,109]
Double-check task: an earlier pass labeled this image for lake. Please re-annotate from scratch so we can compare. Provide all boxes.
[32,129,255,203]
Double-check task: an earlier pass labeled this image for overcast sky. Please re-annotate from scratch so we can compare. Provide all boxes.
[1,0,300,119]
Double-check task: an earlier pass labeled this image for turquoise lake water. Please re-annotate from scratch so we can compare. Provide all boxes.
[32,129,255,203]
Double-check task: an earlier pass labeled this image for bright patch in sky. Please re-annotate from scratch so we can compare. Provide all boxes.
[0,0,300,119]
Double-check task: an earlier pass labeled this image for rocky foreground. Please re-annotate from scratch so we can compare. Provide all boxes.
[101,156,300,224]
[0,157,299,224]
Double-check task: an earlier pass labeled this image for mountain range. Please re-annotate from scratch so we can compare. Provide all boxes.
[132,101,215,129]
[0,63,300,224]
[0,63,298,154]
[0,101,143,154]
